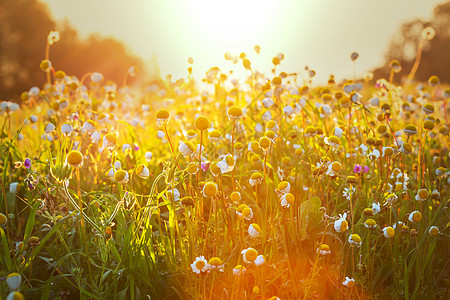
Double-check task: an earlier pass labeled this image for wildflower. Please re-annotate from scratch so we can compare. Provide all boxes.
[167,188,180,202]
[280,193,295,208]
[186,162,198,174]
[262,97,274,108]
[233,265,246,276]
[431,189,440,199]
[326,161,341,176]
[241,247,259,263]
[342,277,355,288]
[254,255,266,266]
[230,191,241,202]
[334,213,348,233]
[102,133,117,149]
[400,143,413,154]
[248,223,261,238]
[0,213,7,227]
[370,97,380,106]
[236,204,253,220]
[334,127,344,138]
[61,124,73,136]
[382,147,394,157]
[114,169,129,184]
[324,135,340,148]
[156,109,170,127]
[44,122,55,134]
[208,129,222,142]
[351,52,359,61]
[27,236,40,247]
[90,72,104,83]
[47,30,60,45]
[208,257,224,271]
[317,243,331,255]
[365,219,377,229]
[6,291,24,300]
[91,131,101,144]
[408,211,422,223]
[216,154,235,173]
[429,226,440,237]
[382,226,395,238]
[145,151,153,162]
[81,120,96,133]
[227,106,243,121]
[191,256,209,274]
[346,176,358,184]
[368,149,380,160]
[343,186,356,200]
[66,150,83,167]
[385,193,398,205]
[404,124,418,136]
[179,141,195,157]
[277,181,290,194]
[194,115,210,131]
[348,234,362,247]
[203,181,218,197]
[283,104,294,116]
[135,164,149,179]
[259,136,271,150]
[372,202,381,214]
[24,158,31,169]
[249,172,263,186]
[422,103,435,115]
[415,189,429,201]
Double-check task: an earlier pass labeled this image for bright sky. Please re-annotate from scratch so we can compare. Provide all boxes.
[41,0,442,84]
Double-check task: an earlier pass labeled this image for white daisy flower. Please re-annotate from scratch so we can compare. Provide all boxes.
[248,223,261,238]
[342,276,355,288]
[191,256,209,274]
[334,213,348,233]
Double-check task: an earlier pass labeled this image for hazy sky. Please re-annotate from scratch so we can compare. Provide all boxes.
[41,0,442,83]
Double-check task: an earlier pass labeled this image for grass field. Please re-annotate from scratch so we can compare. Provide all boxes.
[0,30,449,300]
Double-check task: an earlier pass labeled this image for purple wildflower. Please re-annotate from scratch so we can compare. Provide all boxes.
[201,162,210,172]
[353,164,362,173]
[24,158,31,169]
[362,165,369,173]
[134,144,140,151]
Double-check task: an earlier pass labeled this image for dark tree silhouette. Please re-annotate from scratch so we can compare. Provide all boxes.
[373,1,450,83]
[0,0,143,100]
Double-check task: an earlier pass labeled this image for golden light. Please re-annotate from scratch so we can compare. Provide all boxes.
[182,0,277,52]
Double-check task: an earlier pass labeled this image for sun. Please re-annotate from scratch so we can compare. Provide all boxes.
[182,0,276,51]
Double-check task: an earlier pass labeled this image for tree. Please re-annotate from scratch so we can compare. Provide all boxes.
[373,1,450,83]
[0,0,143,100]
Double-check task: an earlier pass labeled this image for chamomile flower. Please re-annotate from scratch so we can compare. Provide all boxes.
[324,135,340,149]
[280,193,295,208]
[0,213,7,227]
[348,234,362,247]
[382,226,395,238]
[6,273,22,290]
[208,257,224,271]
[233,265,246,276]
[61,123,73,136]
[179,141,195,157]
[191,256,209,274]
[276,181,290,194]
[408,211,422,223]
[364,219,377,229]
[135,164,149,179]
[236,204,253,220]
[44,122,55,134]
[203,181,218,197]
[429,226,440,237]
[216,154,235,173]
[343,186,356,200]
[326,161,341,176]
[114,169,129,184]
[241,247,258,263]
[248,223,261,238]
[372,202,381,214]
[342,277,355,288]
[145,151,153,162]
[249,172,264,186]
[254,255,266,266]
[317,243,331,255]
[334,213,348,233]
[415,189,429,201]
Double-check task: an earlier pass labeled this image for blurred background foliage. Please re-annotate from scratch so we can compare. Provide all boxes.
[0,0,144,100]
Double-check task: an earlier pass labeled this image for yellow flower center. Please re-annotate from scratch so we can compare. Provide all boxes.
[195,116,210,131]
[156,109,170,120]
[341,221,348,232]
[418,189,429,199]
[230,192,241,202]
[195,260,206,269]
[227,106,243,118]
[208,257,223,266]
[245,248,258,262]
[412,212,422,222]
[66,150,83,167]
[365,219,376,227]
[351,234,361,243]
[386,227,395,237]
[203,182,218,197]
[259,137,271,149]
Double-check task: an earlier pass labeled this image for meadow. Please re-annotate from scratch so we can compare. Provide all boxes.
[0,28,449,300]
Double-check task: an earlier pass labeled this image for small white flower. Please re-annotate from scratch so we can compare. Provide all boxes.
[191,256,209,274]
[81,121,95,133]
[9,182,18,193]
[145,151,153,162]
[30,115,38,123]
[369,97,379,106]
[216,154,235,174]
[157,130,165,139]
[91,72,104,83]
[334,127,344,138]
[44,122,55,134]
[262,97,274,108]
[262,110,272,122]
[248,223,261,238]
[283,105,294,116]
[90,131,101,144]
[372,202,380,214]
[334,213,348,233]
[6,273,22,290]
[61,124,74,136]
[254,255,266,266]
[368,149,380,160]
[342,277,355,287]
